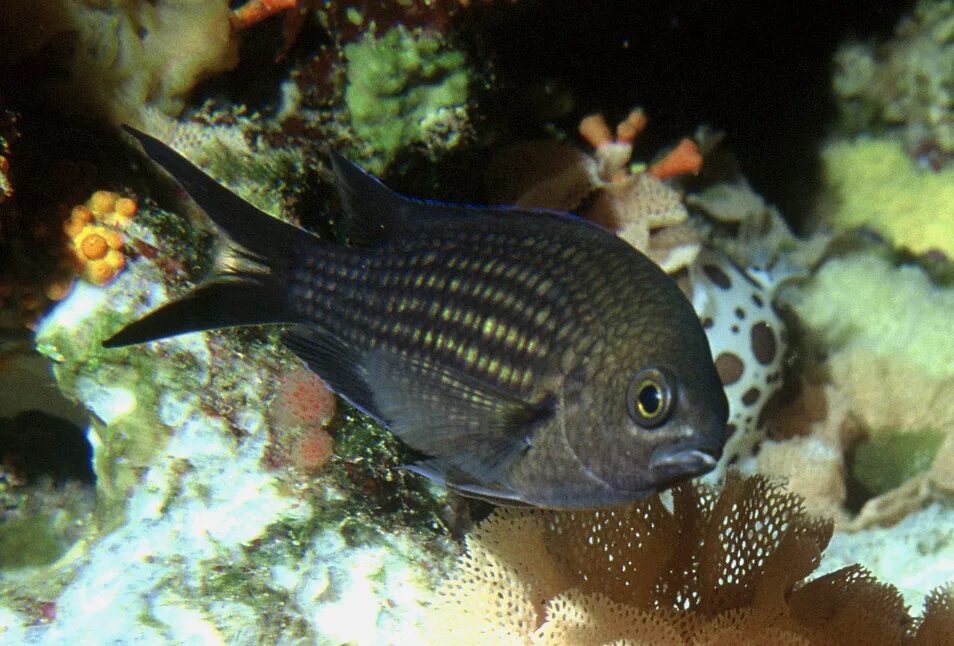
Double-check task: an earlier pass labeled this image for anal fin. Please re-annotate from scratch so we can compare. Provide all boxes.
[281,326,384,422]
[404,460,533,507]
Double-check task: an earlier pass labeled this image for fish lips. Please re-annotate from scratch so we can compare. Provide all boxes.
[648,440,721,484]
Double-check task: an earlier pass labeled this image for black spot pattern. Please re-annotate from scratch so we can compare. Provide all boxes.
[751,321,777,365]
[702,263,732,289]
[741,387,760,406]
[715,352,744,386]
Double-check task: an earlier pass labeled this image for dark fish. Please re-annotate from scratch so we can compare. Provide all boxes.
[104,127,728,509]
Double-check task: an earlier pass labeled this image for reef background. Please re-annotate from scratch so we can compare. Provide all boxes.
[3,0,954,643]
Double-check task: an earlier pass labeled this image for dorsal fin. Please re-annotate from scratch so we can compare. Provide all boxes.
[330,153,410,246]
[330,152,610,248]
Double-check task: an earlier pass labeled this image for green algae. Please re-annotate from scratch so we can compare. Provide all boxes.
[36,310,188,523]
[851,428,946,498]
[131,203,214,276]
[201,564,302,642]
[344,26,470,173]
[198,140,303,217]
[327,405,451,535]
[0,514,67,569]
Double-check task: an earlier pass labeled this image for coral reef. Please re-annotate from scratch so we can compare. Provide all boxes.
[136,109,306,218]
[832,0,954,158]
[686,177,829,272]
[343,25,471,173]
[1,254,457,640]
[781,251,954,526]
[820,137,954,257]
[578,111,702,274]
[821,502,954,609]
[426,473,953,643]
[3,0,954,641]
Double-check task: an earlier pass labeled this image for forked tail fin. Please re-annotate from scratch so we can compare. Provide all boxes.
[103,127,319,348]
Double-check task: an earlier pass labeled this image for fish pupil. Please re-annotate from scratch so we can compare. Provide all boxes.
[628,368,674,427]
[638,383,662,416]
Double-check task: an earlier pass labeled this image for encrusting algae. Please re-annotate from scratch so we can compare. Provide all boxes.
[426,473,954,644]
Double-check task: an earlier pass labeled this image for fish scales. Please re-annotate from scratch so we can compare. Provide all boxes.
[104,127,728,509]
[287,231,597,396]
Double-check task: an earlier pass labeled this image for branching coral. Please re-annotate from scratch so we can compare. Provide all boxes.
[427,473,953,644]
[486,109,702,273]
[570,112,703,273]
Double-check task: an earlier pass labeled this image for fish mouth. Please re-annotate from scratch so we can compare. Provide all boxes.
[649,443,720,483]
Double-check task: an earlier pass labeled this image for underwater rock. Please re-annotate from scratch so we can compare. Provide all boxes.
[820,502,954,610]
[2,1,238,124]
[0,0,238,124]
[0,251,457,640]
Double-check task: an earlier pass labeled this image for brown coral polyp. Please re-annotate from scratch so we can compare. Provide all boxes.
[79,233,108,260]
[89,190,117,216]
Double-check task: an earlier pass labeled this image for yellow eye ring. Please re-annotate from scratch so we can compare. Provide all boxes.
[627,368,674,428]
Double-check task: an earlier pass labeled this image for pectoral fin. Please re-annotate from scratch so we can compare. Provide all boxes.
[363,350,556,482]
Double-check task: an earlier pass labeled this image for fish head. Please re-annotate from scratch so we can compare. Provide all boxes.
[560,312,729,503]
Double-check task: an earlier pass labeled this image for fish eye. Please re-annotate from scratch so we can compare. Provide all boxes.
[627,368,674,428]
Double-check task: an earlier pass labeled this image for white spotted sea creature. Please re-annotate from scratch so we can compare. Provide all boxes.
[690,250,787,478]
